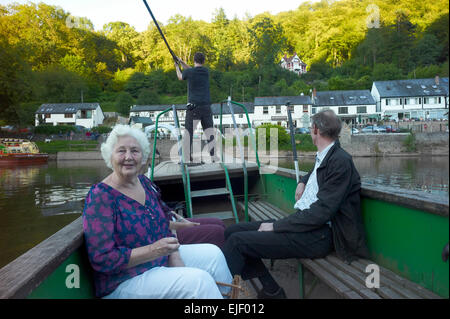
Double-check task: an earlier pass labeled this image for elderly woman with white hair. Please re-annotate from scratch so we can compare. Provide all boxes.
[82,124,232,298]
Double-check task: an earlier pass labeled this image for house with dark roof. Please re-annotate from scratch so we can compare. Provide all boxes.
[312,90,377,125]
[280,53,307,75]
[129,102,255,131]
[253,95,312,128]
[371,76,449,121]
[35,103,104,129]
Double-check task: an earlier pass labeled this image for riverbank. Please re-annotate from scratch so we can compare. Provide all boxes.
[52,131,448,161]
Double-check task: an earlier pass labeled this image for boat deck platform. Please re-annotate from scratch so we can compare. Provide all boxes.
[151,160,260,183]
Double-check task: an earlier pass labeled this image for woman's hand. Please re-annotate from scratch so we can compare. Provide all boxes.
[151,237,180,257]
[127,237,180,269]
[169,211,200,231]
[168,251,185,267]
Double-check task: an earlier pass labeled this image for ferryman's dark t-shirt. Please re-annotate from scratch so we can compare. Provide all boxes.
[182,66,211,106]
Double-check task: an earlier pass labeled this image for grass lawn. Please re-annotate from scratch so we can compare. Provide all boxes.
[35,140,99,154]
[223,134,317,152]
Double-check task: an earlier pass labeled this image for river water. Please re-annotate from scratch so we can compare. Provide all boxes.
[0,156,448,268]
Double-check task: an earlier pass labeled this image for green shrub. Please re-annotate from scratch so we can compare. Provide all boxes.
[256,124,290,150]
[34,125,76,135]
[91,125,112,134]
[403,132,417,152]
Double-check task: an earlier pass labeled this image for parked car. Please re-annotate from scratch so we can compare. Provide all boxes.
[385,125,399,133]
[361,125,386,133]
[375,125,388,133]
[295,127,310,134]
[351,128,359,134]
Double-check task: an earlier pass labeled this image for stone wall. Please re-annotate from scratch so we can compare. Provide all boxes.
[340,131,449,156]
[54,132,448,161]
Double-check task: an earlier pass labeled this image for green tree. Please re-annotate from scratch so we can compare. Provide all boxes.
[136,88,160,105]
[115,92,134,116]
[248,15,287,68]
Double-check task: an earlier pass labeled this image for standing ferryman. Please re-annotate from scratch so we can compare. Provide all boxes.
[174,52,217,164]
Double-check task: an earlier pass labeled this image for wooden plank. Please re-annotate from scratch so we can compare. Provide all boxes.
[326,255,417,299]
[376,286,405,299]
[192,211,235,220]
[352,260,441,299]
[262,201,290,218]
[249,202,278,221]
[190,187,229,198]
[0,217,83,299]
[299,259,357,298]
[253,201,287,220]
[315,259,381,299]
[238,202,263,221]
[247,203,266,221]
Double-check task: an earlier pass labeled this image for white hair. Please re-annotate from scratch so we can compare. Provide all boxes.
[101,124,150,169]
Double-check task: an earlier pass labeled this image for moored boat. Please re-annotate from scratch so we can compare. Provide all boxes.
[0,138,49,166]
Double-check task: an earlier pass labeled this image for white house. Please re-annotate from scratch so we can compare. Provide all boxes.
[280,53,307,75]
[253,95,313,128]
[312,90,377,125]
[129,103,254,134]
[35,103,104,129]
[371,77,449,121]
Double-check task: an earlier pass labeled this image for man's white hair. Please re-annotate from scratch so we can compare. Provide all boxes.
[101,124,150,169]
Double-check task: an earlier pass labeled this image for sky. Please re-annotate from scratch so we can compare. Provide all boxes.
[0,0,313,32]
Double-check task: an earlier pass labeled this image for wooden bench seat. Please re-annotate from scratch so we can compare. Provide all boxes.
[237,200,442,299]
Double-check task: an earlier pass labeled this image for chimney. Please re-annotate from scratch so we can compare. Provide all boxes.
[312,88,317,103]
[435,75,440,85]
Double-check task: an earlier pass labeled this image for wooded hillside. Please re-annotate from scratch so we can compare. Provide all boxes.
[1,0,448,125]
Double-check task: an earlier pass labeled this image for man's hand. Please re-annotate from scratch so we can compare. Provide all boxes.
[295,182,306,201]
[258,223,274,232]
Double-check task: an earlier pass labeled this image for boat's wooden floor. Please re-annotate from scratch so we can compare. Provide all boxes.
[151,160,259,183]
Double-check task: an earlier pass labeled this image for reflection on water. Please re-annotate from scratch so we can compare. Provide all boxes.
[278,156,449,203]
[0,161,111,268]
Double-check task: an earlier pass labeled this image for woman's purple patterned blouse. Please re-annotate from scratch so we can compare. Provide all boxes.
[82,175,175,297]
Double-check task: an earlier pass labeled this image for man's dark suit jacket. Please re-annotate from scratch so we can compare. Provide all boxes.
[273,140,369,262]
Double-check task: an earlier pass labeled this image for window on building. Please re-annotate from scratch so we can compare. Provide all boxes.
[399,98,402,105]
[338,107,348,114]
[80,110,92,119]
[45,114,51,118]
[357,106,367,114]
[239,114,244,118]
[303,105,308,113]
[276,105,281,114]
[404,98,409,105]
[312,107,317,114]
[149,112,154,118]
[386,99,390,106]
[424,97,429,104]
[438,97,442,104]
[214,115,219,119]
[263,106,268,114]
[64,113,73,118]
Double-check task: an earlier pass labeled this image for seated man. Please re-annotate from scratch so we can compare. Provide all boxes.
[223,109,369,298]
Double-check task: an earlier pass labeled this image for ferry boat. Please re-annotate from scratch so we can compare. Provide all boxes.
[0,138,49,166]
[0,101,447,299]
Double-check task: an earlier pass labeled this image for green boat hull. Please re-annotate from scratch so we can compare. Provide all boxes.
[1,168,447,299]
